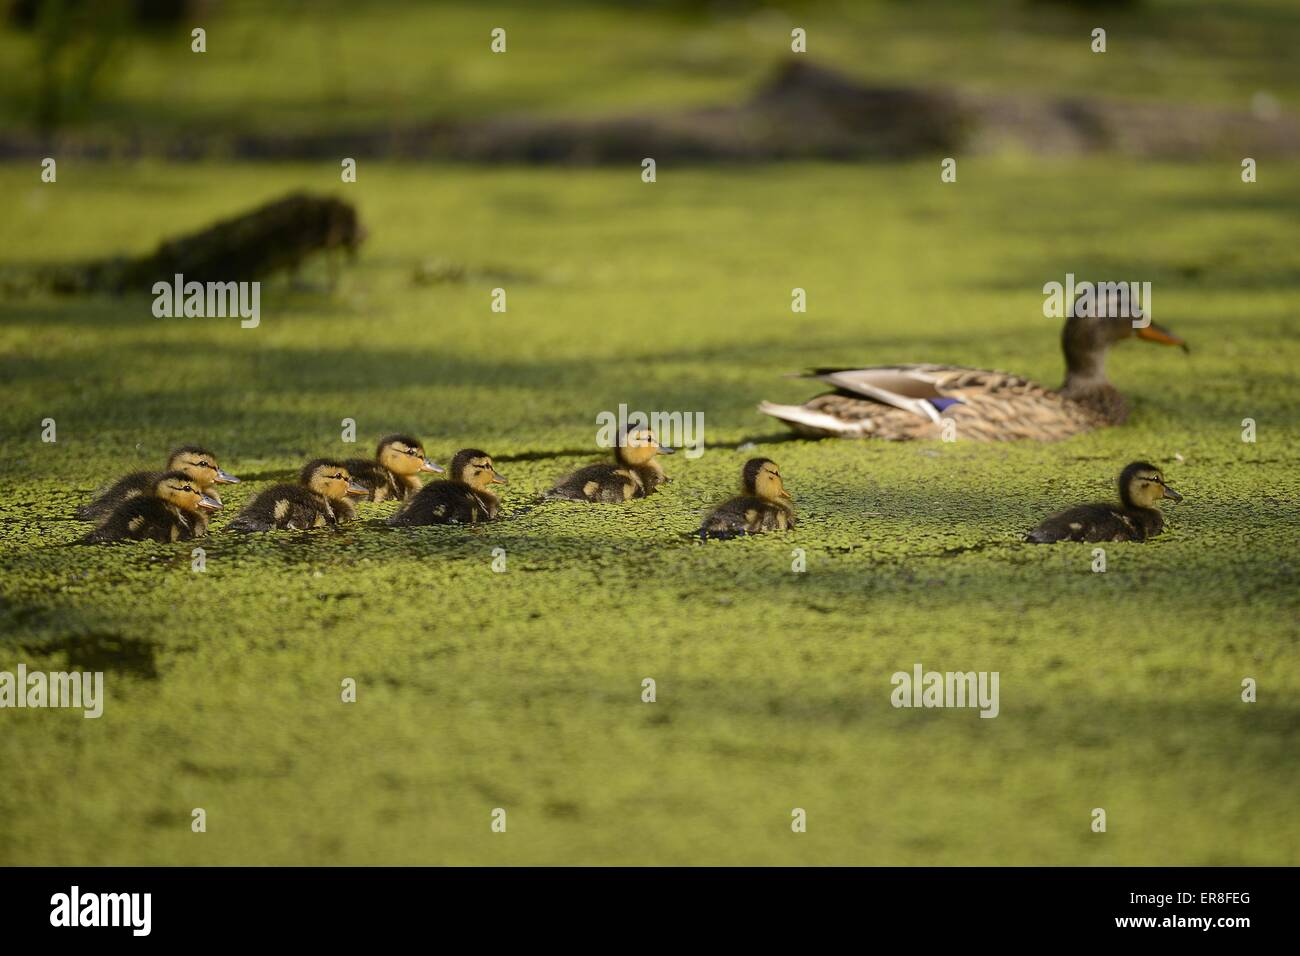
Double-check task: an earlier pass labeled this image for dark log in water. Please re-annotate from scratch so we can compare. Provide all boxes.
[28,192,365,295]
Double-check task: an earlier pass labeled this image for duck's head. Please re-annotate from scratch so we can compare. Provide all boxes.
[1118,461,1183,510]
[615,425,675,466]
[1063,289,1186,380]
[742,457,792,504]
[451,449,507,491]
[167,445,239,488]
[301,459,370,501]
[154,470,223,514]
[377,434,444,477]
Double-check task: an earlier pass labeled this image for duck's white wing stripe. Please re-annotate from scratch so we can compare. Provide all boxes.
[817,367,947,422]
[756,401,868,436]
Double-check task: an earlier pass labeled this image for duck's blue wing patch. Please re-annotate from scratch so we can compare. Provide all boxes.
[928,397,964,412]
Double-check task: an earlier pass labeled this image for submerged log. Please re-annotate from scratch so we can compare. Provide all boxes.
[38,192,365,294]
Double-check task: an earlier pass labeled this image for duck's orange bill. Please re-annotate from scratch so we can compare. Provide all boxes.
[1136,323,1186,348]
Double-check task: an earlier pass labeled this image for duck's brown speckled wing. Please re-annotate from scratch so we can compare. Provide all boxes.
[759,363,1104,442]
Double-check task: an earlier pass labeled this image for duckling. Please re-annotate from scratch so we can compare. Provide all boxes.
[1025,461,1183,543]
[699,458,796,539]
[227,459,368,532]
[344,434,444,503]
[388,449,506,525]
[76,445,239,525]
[80,471,222,544]
[547,425,676,502]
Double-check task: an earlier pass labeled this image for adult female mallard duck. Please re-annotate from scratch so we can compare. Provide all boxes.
[758,299,1186,442]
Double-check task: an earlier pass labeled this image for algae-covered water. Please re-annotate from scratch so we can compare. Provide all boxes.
[1,160,1297,865]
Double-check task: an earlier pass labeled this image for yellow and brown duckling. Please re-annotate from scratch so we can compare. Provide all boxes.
[388,449,506,525]
[698,457,795,539]
[76,445,239,523]
[759,290,1187,442]
[1025,461,1183,543]
[228,459,368,532]
[344,434,444,502]
[80,471,222,544]
[547,425,675,502]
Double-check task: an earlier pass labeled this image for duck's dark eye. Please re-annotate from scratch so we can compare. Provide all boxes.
[198,461,211,468]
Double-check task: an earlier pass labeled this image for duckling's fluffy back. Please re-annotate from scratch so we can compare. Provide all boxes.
[389,480,497,525]
[547,463,641,503]
[80,496,196,544]
[228,483,336,532]
[698,495,795,539]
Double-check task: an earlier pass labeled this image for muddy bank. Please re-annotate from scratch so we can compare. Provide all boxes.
[3,61,1296,164]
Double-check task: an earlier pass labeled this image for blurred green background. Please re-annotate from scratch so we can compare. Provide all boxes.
[0,0,1296,865]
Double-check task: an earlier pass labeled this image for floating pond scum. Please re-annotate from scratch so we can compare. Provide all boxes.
[0,0,1295,920]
